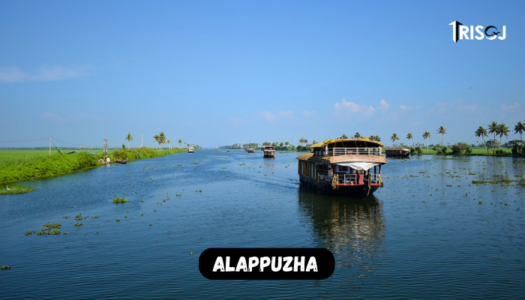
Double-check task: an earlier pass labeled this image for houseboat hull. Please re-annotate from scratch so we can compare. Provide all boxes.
[385,148,410,158]
[299,174,380,197]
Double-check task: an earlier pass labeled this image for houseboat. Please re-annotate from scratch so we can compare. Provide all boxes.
[385,147,410,158]
[188,146,195,153]
[297,138,386,198]
[246,148,255,153]
[263,146,275,158]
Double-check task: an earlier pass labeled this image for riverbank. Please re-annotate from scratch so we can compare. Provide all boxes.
[0,147,186,186]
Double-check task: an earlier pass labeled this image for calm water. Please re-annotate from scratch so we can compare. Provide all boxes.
[1,150,525,299]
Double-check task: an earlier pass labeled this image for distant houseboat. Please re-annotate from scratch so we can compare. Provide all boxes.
[188,146,195,153]
[246,148,255,153]
[297,138,386,198]
[385,147,410,158]
[263,146,275,158]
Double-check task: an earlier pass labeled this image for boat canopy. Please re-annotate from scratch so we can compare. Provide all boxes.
[336,162,380,171]
[311,138,383,148]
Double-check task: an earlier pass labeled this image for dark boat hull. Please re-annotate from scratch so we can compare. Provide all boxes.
[299,175,379,198]
[115,160,128,164]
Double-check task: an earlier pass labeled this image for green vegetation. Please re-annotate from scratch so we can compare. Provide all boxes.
[0,147,185,186]
[1,265,11,270]
[113,197,128,203]
[0,185,36,195]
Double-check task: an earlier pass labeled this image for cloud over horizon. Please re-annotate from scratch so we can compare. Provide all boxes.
[0,65,89,82]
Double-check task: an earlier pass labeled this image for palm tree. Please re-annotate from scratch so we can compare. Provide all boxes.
[125,133,133,149]
[340,134,348,139]
[285,141,289,146]
[515,121,525,148]
[354,132,361,139]
[437,126,446,146]
[406,133,413,147]
[167,140,171,149]
[312,140,317,145]
[498,123,509,147]
[475,126,488,153]
[178,139,182,147]
[153,134,161,149]
[488,121,498,151]
[159,132,166,149]
[391,133,399,146]
[423,131,431,151]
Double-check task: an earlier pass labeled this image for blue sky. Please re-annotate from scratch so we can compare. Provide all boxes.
[1,1,524,148]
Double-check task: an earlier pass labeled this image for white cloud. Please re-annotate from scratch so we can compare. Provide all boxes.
[501,103,521,111]
[302,110,315,117]
[0,65,89,82]
[334,98,376,116]
[379,99,389,109]
[260,110,295,122]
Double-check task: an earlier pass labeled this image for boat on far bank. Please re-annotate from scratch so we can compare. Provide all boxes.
[385,147,410,158]
[188,147,195,153]
[263,146,275,158]
[297,138,386,198]
[246,148,255,153]
[115,159,128,164]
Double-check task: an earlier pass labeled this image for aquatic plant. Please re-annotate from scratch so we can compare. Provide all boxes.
[113,197,128,203]
[0,186,36,195]
[1,265,11,270]
[25,230,34,235]
[75,214,83,221]
[116,219,121,222]
[74,223,83,226]
[176,194,182,197]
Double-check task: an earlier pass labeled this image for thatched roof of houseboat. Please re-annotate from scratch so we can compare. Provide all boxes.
[311,138,383,148]
[297,153,386,164]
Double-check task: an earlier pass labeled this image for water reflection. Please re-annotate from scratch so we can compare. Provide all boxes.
[297,188,385,274]
[263,159,275,169]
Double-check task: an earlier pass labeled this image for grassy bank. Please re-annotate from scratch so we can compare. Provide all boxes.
[0,148,185,186]
[0,149,105,162]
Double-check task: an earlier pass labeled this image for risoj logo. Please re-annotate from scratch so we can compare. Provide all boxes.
[449,21,506,43]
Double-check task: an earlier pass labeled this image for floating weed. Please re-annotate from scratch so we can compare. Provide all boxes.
[141,200,145,202]
[63,232,69,235]
[199,190,202,193]
[74,223,83,226]
[25,230,34,235]
[63,216,70,219]
[141,214,144,216]
[149,223,153,226]
[176,194,182,197]
[44,223,62,229]
[222,167,227,169]
[1,265,11,270]
[92,216,99,219]
[75,214,83,221]
[116,219,120,222]
[113,197,128,203]
[154,210,157,212]
[124,216,128,218]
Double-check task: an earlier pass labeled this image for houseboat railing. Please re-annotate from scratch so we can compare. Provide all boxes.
[338,174,358,184]
[368,174,381,183]
[318,147,382,156]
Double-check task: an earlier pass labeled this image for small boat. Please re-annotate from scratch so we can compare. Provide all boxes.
[115,159,128,164]
[246,148,255,153]
[385,147,410,158]
[297,138,386,198]
[215,147,218,150]
[188,147,195,153]
[263,146,275,158]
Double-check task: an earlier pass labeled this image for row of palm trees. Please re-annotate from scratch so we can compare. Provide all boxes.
[389,126,446,149]
[124,132,187,150]
[475,121,524,152]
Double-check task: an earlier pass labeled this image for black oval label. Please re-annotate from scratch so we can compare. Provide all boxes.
[199,248,335,280]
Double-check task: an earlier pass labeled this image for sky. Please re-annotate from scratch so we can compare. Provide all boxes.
[1,0,524,148]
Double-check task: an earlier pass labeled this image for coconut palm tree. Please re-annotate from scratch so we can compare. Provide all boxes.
[423,131,431,151]
[153,134,161,149]
[178,139,182,147]
[497,123,509,147]
[437,126,446,146]
[340,134,348,139]
[515,121,525,148]
[125,133,133,149]
[285,141,289,146]
[475,126,488,153]
[406,133,413,147]
[488,121,498,151]
[159,132,166,149]
[167,140,171,149]
[354,132,361,139]
[391,133,399,146]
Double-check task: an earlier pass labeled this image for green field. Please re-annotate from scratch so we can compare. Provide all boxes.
[0,149,105,162]
[416,147,511,155]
